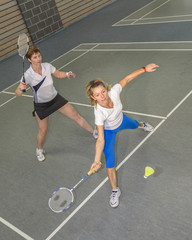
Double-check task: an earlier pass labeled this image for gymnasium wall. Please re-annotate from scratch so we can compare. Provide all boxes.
[0,0,29,61]
[0,0,115,62]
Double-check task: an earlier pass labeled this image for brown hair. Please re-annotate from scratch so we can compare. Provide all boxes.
[86,79,111,106]
[25,45,40,59]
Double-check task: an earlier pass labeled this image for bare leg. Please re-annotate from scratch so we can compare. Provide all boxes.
[107,167,121,207]
[57,103,93,133]
[35,112,49,149]
[106,167,118,190]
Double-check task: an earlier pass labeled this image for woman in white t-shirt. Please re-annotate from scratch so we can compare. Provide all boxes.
[15,46,96,162]
[86,63,159,208]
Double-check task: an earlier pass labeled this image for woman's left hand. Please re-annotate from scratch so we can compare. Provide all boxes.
[145,63,159,72]
[66,71,76,79]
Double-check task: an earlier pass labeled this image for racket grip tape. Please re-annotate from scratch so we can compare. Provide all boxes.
[88,162,101,175]
[22,77,26,92]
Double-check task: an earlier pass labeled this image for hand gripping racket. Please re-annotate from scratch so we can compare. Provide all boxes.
[17,33,29,92]
[48,162,101,213]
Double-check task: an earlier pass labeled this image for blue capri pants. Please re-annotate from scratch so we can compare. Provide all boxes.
[103,113,139,168]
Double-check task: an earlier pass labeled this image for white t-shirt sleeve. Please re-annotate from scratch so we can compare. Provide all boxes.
[21,63,56,83]
[112,83,122,95]
[48,63,56,74]
[94,108,106,126]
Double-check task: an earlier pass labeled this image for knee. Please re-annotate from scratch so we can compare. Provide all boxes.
[134,120,140,129]
[105,152,115,168]
[106,159,115,168]
[72,112,82,122]
[38,126,48,136]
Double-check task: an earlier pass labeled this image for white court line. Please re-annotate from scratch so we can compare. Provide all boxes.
[73,48,192,51]
[0,44,99,110]
[71,41,192,51]
[122,110,166,119]
[90,49,192,51]
[0,96,16,108]
[1,42,191,239]
[45,177,108,240]
[113,0,192,26]
[57,44,99,71]
[69,102,166,119]
[57,50,89,70]
[0,50,75,95]
[2,91,32,98]
[116,19,192,26]
[1,41,191,113]
[74,41,192,44]
[113,0,158,26]
[45,119,163,240]
[131,0,170,25]
[49,49,74,63]
[167,90,192,117]
[0,217,34,240]
[69,101,166,119]
[0,94,166,119]
[0,81,19,94]
[45,87,192,240]
[132,14,192,20]
[116,119,166,170]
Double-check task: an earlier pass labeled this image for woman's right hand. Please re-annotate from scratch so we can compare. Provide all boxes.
[90,162,101,173]
[19,82,27,91]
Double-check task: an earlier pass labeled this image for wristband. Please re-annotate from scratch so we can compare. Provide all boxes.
[94,161,101,166]
[142,67,146,72]
[66,71,72,77]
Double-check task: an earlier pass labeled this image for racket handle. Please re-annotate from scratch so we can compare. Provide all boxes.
[22,76,26,92]
[88,162,101,175]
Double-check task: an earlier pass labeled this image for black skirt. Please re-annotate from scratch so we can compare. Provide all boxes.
[33,93,68,120]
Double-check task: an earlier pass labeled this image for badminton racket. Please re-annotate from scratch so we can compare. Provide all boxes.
[48,162,101,213]
[17,33,29,92]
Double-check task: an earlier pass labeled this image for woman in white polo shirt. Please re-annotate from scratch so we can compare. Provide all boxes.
[86,63,159,208]
[15,45,96,162]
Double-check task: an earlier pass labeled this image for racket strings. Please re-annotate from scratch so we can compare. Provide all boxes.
[18,33,29,57]
[49,188,73,212]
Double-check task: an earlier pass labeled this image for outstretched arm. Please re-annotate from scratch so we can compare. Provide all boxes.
[119,63,159,89]
[90,125,104,173]
[52,70,76,79]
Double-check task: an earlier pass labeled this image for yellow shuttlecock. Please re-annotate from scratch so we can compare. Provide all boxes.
[144,166,154,178]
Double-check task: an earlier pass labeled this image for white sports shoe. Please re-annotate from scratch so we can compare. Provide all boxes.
[93,126,98,139]
[109,188,121,208]
[139,122,154,132]
[36,148,45,162]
